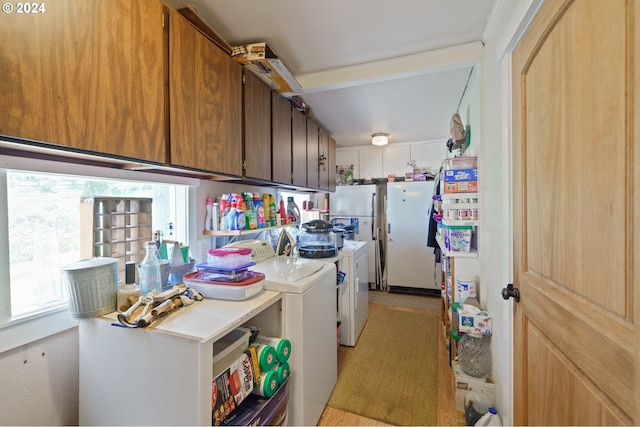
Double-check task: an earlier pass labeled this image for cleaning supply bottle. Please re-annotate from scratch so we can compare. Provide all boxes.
[205,197,214,231]
[212,201,219,231]
[227,197,237,230]
[269,195,277,226]
[287,197,301,224]
[254,193,267,228]
[219,194,229,231]
[262,193,271,226]
[244,192,258,230]
[234,194,246,230]
[279,197,287,225]
[475,407,501,426]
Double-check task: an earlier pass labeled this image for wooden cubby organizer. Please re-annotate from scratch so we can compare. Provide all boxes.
[80,197,153,279]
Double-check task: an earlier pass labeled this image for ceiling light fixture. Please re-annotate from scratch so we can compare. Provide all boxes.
[371,133,389,146]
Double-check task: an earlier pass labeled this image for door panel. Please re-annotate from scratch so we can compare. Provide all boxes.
[512,0,637,424]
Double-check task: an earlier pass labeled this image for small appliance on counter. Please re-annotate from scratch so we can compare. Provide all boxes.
[298,220,339,258]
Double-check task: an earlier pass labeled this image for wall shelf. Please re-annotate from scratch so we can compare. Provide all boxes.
[203,223,300,236]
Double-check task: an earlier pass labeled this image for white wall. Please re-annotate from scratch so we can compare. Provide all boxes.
[478,0,529,425]
[0,328,79,425]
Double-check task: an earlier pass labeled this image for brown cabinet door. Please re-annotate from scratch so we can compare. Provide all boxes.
[328,136,336,192]
[271,93,292,185]
[306,119,319,189]
[318,128,329,190]
[169,9,242,176]
[291,109,307,187]
[0,0,165,163]
[243,71,271,181]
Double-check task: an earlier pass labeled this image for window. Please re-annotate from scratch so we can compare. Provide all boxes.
[0,152,198,352]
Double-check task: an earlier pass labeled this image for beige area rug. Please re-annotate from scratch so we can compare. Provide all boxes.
[327,305,438,426]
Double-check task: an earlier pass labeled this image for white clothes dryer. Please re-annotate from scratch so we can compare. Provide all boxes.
[226,240,337,427]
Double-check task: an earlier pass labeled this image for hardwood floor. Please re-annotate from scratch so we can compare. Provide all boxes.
[317,297,460,426]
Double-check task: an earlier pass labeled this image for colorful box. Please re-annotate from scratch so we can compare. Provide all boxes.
[231,42,303,95]
[212,351,256,425]
[443,168,478,194]
[452,361,495,424]
[457,308,493,335]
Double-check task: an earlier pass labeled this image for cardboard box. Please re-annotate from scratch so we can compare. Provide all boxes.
[212,351,255,426]
[457,307,492,335]
[452,361,495,424]
[231,42,303,95]
[443,168,478,193]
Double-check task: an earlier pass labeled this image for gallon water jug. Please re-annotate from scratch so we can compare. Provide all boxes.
[475,407,501,426]
[465,389,493,425]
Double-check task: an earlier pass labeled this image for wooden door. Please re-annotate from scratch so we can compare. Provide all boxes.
[272,93,292,185]
[292,109,307,187]
[307,119,319,189]
[0,0,165,163]
[169,9,242,176]
[243,71,271,181]
[512,0,638,424]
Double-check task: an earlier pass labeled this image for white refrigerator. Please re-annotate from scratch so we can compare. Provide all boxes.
[386,180,439,292]
[329,184,386,289]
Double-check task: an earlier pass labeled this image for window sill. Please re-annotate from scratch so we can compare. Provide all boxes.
[0,307,78,354]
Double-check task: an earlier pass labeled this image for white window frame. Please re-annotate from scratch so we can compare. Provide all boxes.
[0,153,199,353]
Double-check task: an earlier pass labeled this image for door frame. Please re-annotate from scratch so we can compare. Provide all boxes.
[493,0,544,424]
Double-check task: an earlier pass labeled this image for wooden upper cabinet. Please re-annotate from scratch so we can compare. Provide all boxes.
[271,93,292,185]
[328,135,337,192]
[306,120,320,189]
[243,71,272,181]
[169,9,242,176]
[0,0,165,162]
[318,128,330,190]
[291,109,307,187]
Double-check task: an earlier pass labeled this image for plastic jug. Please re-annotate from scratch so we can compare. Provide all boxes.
[287,197,301,224]
[465,389,493,425]
[475,407,501,426]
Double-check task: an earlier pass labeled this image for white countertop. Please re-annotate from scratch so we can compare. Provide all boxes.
[322,240,368,263]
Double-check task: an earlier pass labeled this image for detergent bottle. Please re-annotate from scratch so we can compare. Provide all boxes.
[219,193,230,231]
[262,193,271,226]
[244,192,258,230]
[287,197,301,224]
[269,195,277,226]
[226,196,237,230]
[279,197,287,225]
[254,193,267,228]
[234,194,246,230]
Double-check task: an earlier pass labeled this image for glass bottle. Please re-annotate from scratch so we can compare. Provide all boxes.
[139,241,162,295]
[457,333,491,378]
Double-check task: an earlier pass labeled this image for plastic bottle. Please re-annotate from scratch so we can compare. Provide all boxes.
[139,241,162,295]
[254,193,267,228]
[234,194,246,230]
[465,389,493,425]
[279,197,287,225]
[212,202,219,231]
[244,192,258,230]
[205,197,214,231]
[269,195,277,226]
[287,197,301,224]
[227,198,237,230]
[219,194,229,231]
[475,407,501,426]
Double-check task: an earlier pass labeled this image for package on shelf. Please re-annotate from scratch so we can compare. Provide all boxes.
[443,225,473,252]
[231,42,303,95]
[443,168,478,194]
[212,351,256,426]
[452,361,495,424]
[220,377,291,426]
[457,305,492,335]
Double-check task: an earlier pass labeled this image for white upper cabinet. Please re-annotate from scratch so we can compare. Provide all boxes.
[382,145,411,178]
[358,147,384,179]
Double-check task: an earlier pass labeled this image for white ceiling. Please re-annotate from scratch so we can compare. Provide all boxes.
[163,0,497,147]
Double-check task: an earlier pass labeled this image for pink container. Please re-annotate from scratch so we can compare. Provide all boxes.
[207,247,252,268]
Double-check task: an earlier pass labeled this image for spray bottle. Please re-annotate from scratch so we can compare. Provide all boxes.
[227,196,237,230]
[219,193,229,231]
[205,197,214,231]
[234,194,246,230]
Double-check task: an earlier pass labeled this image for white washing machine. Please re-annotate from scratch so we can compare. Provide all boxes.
[226,240,337,427]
